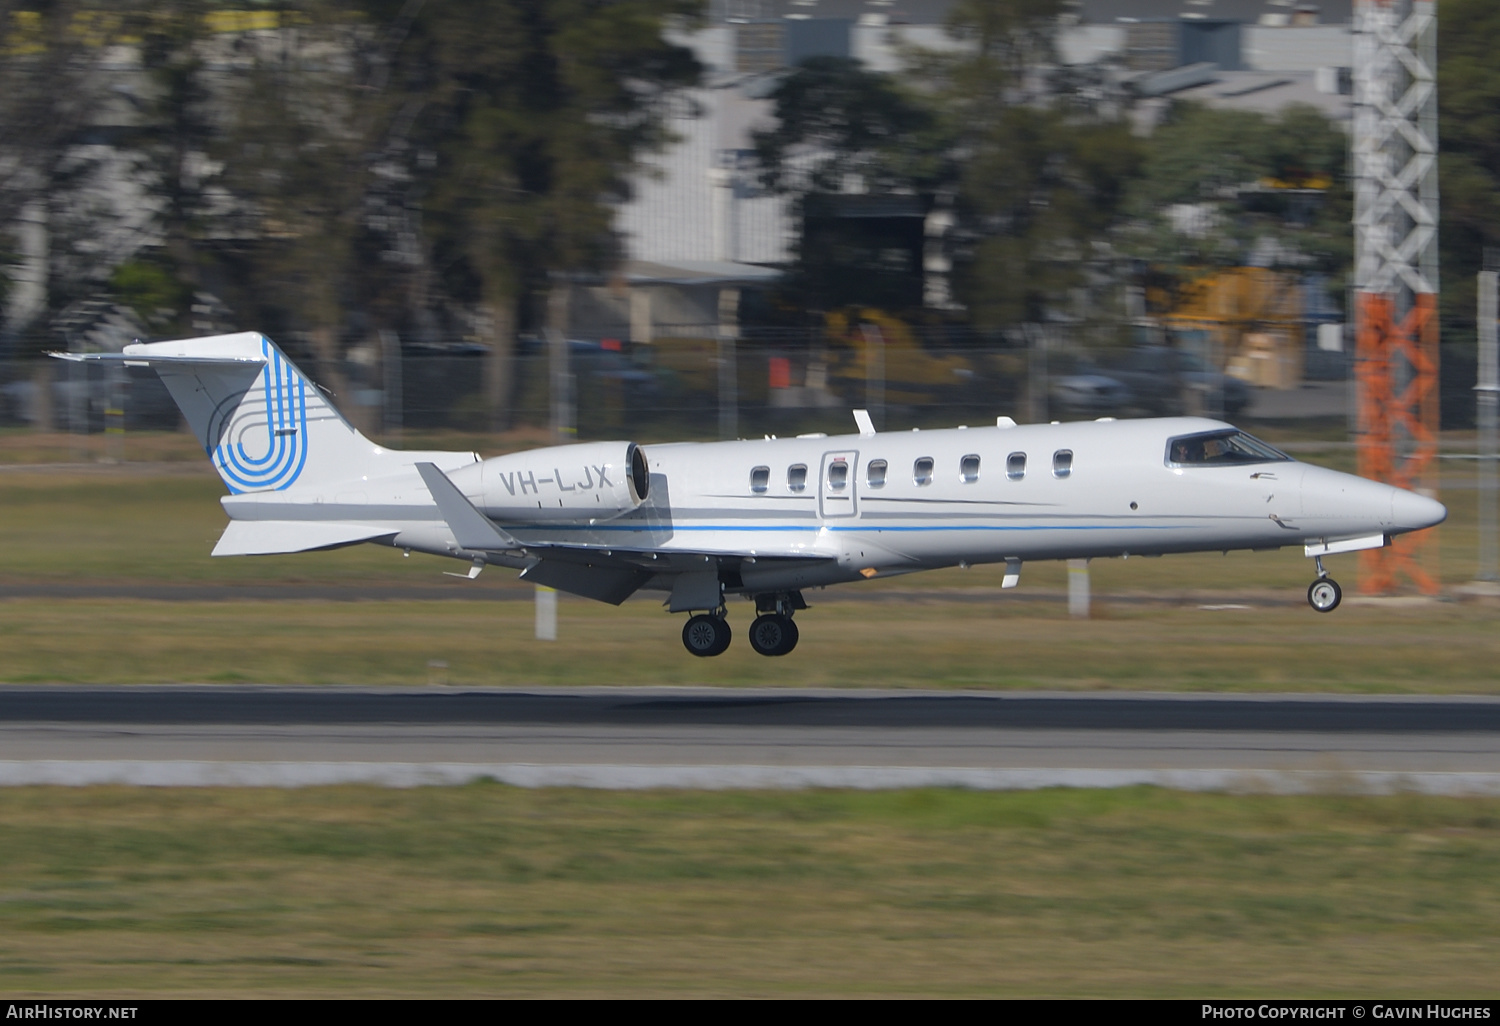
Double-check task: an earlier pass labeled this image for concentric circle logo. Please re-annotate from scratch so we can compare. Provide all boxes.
[212,341,309,493]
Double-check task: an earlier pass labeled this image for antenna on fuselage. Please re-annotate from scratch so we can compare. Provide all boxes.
[852,409,876,438]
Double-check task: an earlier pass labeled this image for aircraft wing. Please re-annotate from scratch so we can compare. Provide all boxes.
[512,545,834,606]
[415,462,833,605]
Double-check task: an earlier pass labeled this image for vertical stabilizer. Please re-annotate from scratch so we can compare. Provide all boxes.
[118,332,378,493]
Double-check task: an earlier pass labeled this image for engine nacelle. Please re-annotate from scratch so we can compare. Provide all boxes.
[445,441,648,521]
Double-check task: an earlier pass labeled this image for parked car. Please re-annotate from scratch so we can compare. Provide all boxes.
[1050,368,1132,418]
[1104,345,1250,419]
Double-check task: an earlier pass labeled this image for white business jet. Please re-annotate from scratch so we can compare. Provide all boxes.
[56,332,1446,657]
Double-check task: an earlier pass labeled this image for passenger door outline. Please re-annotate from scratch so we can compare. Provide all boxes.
[818,450,858,519]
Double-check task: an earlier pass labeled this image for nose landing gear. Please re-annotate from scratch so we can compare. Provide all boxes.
[1307,556,1342,613]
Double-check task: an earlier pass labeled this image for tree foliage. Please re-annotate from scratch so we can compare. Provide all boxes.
[1118,101,1351,303]
[753,56,943,199]
[1437,0,1500,343]
[0,0,703,426]
[754,0,1142,327]
[753,56,942,313]
[0,0,132,349]
[406,0,701,307]
[382,0,701,425]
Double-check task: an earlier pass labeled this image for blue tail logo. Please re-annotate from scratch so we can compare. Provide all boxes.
[212,339,309,493]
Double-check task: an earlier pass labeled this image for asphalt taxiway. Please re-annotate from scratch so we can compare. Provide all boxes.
[2,687,1498,793]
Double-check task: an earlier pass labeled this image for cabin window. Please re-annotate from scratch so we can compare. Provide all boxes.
[914,456,934,486]
[1166,430,1292,467]
[827,459,848,490]
[1007,452,1027,481]
[960,454,980,483]
[750,466,770,493]
[867,459,888,488]
[787,464,808,492]
[1053,450,1073,479]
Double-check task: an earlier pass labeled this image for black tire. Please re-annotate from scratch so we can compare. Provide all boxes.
[1308,577,1342,613]
[683,614,732,657]
[708,617,732,656]
[748,614,798,657]
[778,616,799,654]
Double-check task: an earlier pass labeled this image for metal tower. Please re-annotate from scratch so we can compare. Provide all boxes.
[1352,0,1441,594]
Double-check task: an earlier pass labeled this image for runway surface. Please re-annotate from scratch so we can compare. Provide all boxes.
[3,687,1499,793]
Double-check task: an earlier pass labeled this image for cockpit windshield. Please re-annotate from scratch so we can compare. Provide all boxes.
[1166,430,1291,467]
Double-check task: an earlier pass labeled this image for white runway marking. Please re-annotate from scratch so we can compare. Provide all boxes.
[4,760,1500,794]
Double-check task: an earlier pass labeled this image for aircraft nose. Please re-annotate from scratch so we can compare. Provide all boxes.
[1390,486,1447,533]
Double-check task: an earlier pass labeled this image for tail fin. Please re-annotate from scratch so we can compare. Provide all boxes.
[103,332,374,494]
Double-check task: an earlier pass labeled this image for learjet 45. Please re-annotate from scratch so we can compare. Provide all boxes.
[55,332,1447,657]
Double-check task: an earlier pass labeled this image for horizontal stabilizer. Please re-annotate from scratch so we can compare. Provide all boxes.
[213,520,396,557]
[416,462,519,551]
[49,351,265,368]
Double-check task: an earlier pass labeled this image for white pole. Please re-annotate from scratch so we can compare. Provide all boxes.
[717,287,739,441]
[1478,268,1498,581]
[380,328,402,442]
[535,586,558,641]
[1067,559,1090,619]
[548,284,573,443]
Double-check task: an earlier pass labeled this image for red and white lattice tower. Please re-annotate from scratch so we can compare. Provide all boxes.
[1353,0,1441,594]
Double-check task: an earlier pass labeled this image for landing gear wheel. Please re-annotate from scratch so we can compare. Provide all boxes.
[748,614,799,656]
[1308,577,1342,613]
[683,614,732,657]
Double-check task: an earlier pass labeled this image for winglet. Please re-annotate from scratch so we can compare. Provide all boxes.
[416,462,519,552]
[853,409,876,437]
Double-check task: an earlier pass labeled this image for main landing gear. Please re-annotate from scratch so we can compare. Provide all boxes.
[748,613,799,657]
[1307,555,1342,613]
[682,612,732,657]
[680,592,806,657]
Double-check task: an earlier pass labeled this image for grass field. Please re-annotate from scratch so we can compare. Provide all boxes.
[0,786,1496,997]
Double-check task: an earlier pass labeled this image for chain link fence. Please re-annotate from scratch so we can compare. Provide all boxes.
[0,331,1353,447]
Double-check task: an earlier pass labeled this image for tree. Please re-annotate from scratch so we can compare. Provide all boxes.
[950,104,1140,327]
[392,0,703,429]
[209,2,399,406]
[0,0,132,353]
[1437,0,1500,348]
[1118,101,1351,307]
[1,1,704,433]
[753,0,1141,329]
[909,0,1143,328]
[753,55,944,314]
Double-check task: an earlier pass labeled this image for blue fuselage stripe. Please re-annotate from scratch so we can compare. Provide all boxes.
[505,522,1186,533]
